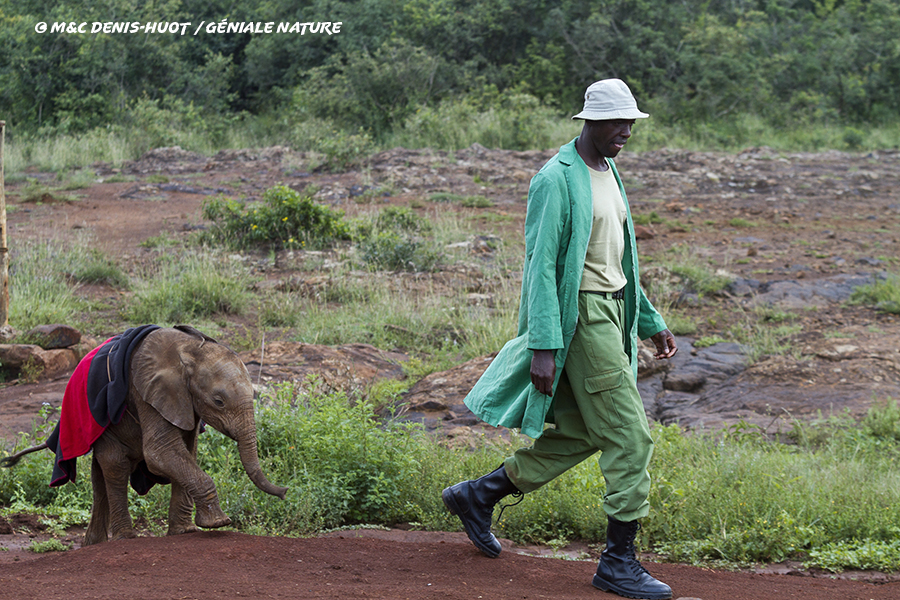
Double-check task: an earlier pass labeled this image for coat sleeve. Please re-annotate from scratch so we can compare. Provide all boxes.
[636,285,668,340]
[522,171,568,351]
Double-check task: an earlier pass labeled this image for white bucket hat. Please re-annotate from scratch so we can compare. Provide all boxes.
[571,79,649,120]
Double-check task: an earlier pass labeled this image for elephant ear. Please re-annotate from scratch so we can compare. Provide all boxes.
[131,329,197,431]
[173,324,218,344]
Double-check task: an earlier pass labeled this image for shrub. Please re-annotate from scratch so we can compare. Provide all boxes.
[354,206,443,272]
[202,185,349,250]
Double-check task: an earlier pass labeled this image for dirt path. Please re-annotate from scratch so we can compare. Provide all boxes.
[1,530,898,600]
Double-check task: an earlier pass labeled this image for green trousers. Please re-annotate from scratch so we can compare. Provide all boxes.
[504,292,653,522]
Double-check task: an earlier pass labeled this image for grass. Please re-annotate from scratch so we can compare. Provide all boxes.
[849,273,900,314]
[8,238,99,331]
[3,114,900,574]
[122,250,253,325]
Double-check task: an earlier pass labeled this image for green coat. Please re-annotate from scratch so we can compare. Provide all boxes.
[464,139,667,439]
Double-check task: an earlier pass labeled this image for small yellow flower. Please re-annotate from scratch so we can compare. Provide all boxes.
[251,224,258,229]
[282,217,288,221]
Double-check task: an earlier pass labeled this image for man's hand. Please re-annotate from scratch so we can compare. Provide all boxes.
[530,349,556,396]
[650,329,677,359]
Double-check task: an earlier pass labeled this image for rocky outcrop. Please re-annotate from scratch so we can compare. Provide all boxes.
[239,341,408,396]
[0,325,96,381]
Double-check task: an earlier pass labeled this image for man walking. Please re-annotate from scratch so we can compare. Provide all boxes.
[442,79,677,600]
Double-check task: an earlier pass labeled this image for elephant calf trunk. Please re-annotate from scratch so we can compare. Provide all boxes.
[237,437,288,500]
[249,468,288,500]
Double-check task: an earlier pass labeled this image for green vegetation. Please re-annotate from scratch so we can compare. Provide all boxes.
[728,218,758,228]
[27,538,71,553]
[201,185,349,251]
[353,206,444,272]
[122,251,252,325]
[3,391,899,571]
[850,273,900,314]
[633,211,663,226]
[8,240,96,330]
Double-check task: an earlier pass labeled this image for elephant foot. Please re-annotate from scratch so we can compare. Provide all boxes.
[167,523,202,536]
[82,531,107,546]
[110,529,138,542]
[195,503,232,529]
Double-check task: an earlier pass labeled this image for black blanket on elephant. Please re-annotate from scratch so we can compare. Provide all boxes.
[46,325,170,493]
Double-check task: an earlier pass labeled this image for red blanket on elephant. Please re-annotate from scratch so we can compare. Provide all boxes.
[46,325,165,491]
[55,339,113,468]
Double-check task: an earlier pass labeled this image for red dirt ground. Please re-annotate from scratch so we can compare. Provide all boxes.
[2,529,899,600]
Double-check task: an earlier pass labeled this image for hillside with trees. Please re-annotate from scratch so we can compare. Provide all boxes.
[1,0,899,159]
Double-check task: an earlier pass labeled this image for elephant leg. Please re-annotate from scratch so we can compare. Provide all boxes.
[84,456,110,546]
[143,434,231,530]
[166,481,201,535]
[166,433,200,535]
[92,436,137,541]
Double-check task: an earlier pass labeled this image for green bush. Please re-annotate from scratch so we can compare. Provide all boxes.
[202,185,350,250]
[312,129,374,172]
[354,206,443,272]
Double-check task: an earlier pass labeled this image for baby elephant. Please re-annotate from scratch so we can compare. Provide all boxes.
[2,325,287,545]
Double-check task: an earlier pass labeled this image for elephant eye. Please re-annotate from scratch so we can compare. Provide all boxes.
[212,396,225,408]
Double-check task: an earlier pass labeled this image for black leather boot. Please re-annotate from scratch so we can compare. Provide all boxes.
[441,465,520,558]
[592,516,672,599]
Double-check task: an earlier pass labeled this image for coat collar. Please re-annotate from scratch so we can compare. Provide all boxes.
[558,137,579,166]
[558,137,617,171]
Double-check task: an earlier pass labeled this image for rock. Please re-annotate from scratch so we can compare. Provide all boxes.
[0,344,82,380]
[750,273,879,309]
[855,257,883,266]
[0,325,14,343]
[634,225,655,240]
[25,324,81,349]
[663,371,707,392]
[395,354,495,431]
[726,277,760,297]
[240,342,407,395]
[637,343,669,379]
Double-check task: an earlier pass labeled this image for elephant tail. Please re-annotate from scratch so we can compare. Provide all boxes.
[0,442,49,468]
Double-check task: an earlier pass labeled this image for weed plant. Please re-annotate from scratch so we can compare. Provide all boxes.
[287,269,519,364]
[65,248,131,288]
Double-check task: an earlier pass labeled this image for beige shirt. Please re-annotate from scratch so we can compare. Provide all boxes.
[580,160,629,292]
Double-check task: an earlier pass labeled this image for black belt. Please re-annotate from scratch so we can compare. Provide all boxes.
[582,288,625,299]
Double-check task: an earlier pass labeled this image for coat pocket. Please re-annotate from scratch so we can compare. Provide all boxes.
[584,368,625,394]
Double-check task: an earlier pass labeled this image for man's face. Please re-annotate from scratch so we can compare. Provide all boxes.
[583,119,635,158]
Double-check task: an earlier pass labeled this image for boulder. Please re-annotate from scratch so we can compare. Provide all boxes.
[25,324,82,349]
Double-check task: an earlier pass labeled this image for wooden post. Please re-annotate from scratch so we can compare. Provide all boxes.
[0,120,7,327]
